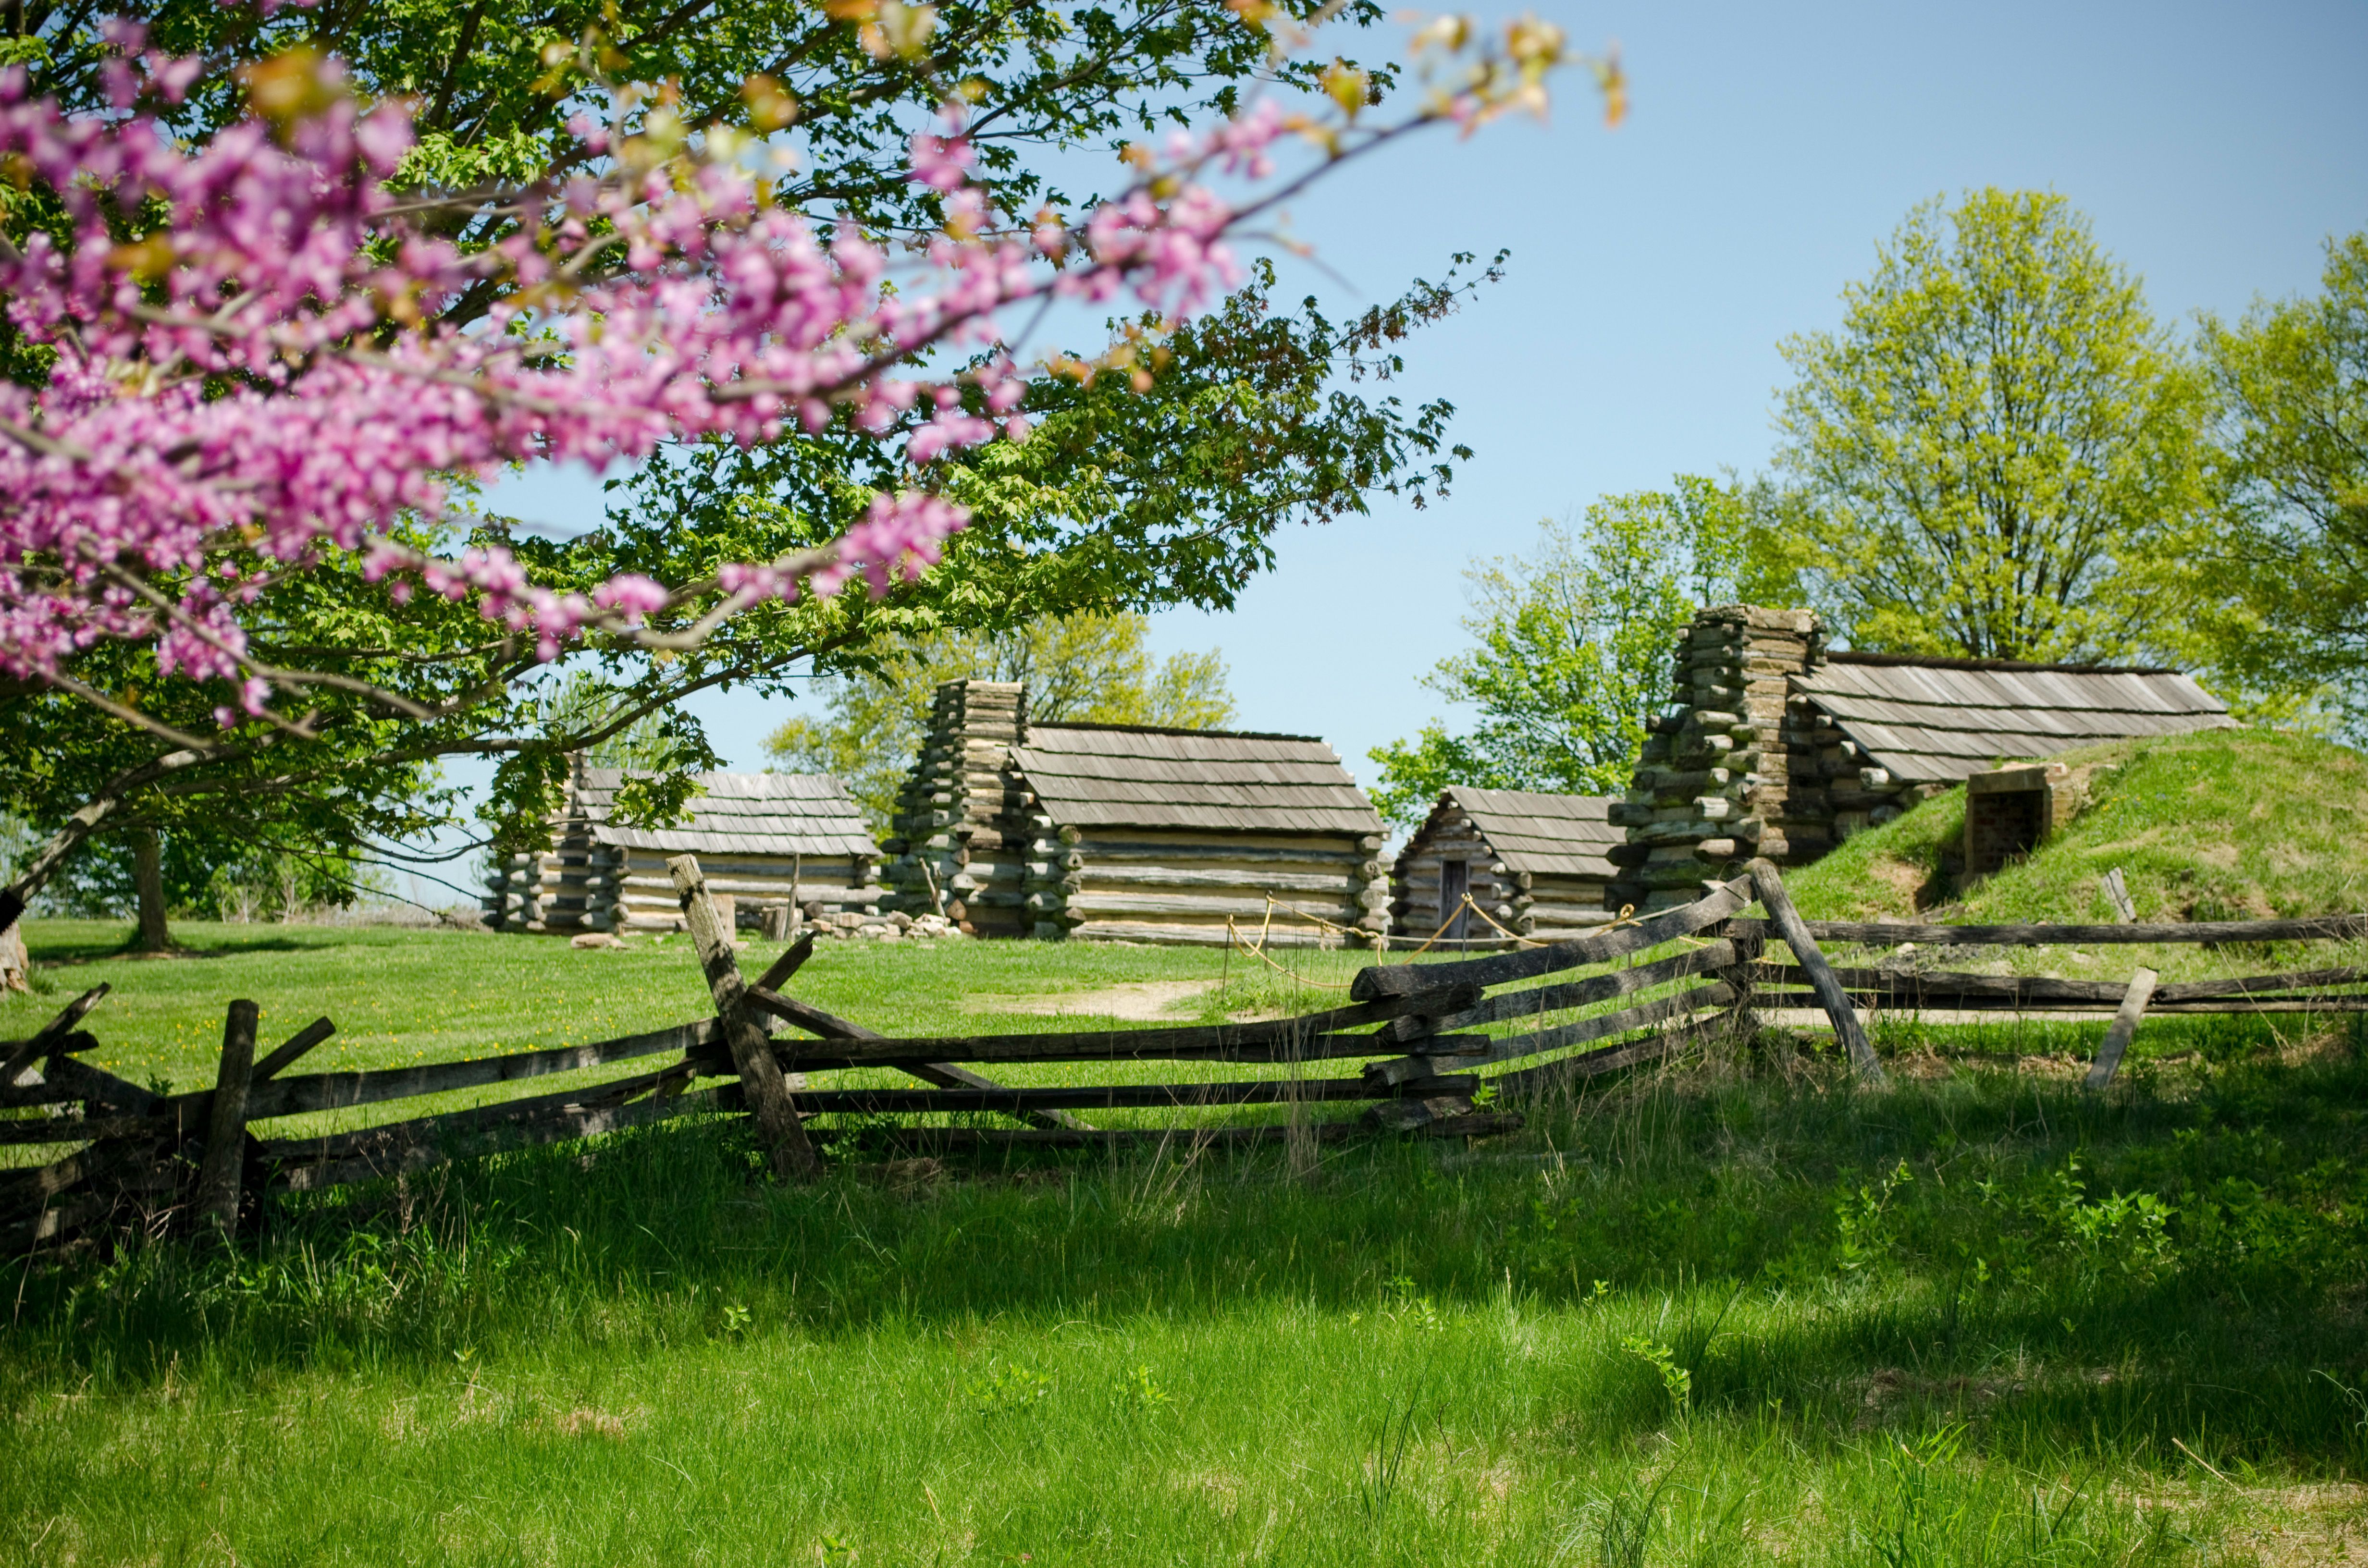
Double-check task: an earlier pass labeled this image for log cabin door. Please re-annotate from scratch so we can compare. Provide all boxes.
[1440,858,1469,942]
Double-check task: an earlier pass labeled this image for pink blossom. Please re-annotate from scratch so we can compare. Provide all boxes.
[907,105,974,195]
[0,42,1362,724]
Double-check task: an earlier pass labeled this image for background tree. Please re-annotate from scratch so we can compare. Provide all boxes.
[2195,232,2368,729]
[767,612,1233,828]
[1367,476,1752,826]
[0,633,454,949]
[1771,188,2209,662]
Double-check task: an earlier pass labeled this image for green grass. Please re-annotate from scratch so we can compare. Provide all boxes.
[3,1041,2365,1564]
[0,919,1252,1091]
[0,919,1395,1148]
[1787,728,2368,927]
[4,925,2368,1563]
[1778,728,2368,994]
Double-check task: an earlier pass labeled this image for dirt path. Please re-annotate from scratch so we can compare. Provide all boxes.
[959,980,1219,1021]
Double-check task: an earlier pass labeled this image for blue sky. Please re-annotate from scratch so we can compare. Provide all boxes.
[486,0,2368,819]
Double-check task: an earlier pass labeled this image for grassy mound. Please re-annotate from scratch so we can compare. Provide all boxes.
[1785,727,2368,924]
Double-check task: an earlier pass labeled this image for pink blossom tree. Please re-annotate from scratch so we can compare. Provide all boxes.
[0,6,1610,935]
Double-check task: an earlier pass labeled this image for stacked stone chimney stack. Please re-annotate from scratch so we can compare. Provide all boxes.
[878,680,1032,936]
[1605,605,1829,910]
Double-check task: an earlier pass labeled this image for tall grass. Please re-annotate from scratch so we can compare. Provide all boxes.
[4,1021,2363,1564]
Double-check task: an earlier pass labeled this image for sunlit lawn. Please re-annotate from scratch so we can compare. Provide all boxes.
[2,920,2365,1565]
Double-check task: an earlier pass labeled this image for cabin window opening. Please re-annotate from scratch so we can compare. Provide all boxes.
[1440,858,1469,942]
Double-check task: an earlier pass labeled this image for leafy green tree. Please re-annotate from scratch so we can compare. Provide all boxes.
[1772,189,2210,662]
[0,608,459,948]
[2195,233,2368,727]
[18,0,1389,239]
[2,2,1494,925]
[768,612,1233,828]
[1367,477,1747,826]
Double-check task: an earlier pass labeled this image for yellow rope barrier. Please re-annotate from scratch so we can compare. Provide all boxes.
[1223,911,1356,990]
[1394,897,1478,962]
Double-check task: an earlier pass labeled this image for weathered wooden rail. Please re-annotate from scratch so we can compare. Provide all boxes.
[6,854,2366,1254]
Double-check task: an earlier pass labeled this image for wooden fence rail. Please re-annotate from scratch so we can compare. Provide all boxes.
[10,858,2368,1253]
[1727,915,2368,947]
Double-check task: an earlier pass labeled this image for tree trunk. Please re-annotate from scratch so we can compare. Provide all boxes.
[132,829,171,952]
[0,744,211,943]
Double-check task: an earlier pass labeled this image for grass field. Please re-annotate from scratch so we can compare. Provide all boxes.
[0,917,1394,1148]
[1787,728,2368,931]
[4,915,2368,1564]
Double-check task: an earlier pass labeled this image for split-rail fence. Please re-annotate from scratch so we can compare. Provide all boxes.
[5,857,2363,1252]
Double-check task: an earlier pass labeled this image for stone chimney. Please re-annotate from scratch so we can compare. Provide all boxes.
[878,680,1032,935]
[1605,605,1829,910]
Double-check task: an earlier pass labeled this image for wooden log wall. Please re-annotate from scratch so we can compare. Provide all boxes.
[1394,806,1521,940]
[1522,874,1616,935]
[880,683,1392,946]
[605,849,879,933]
[487,840,880,934]
[483,819,616,933]
[1606,605,1928,912]
[879,680,1034,937]
[1027,828,1391,946]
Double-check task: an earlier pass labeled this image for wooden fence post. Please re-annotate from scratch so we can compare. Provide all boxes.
[1746,858,1885,1085]
[668,855,822,1181]
[2084,968,2158,1092]
[2102,867,2136,923]
[194,999,258,1235]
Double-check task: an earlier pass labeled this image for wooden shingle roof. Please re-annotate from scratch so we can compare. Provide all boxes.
[1441,787,1625,878]
[1793,655,2235,784]
[1011,723,1381,836]
[570,767,879,858]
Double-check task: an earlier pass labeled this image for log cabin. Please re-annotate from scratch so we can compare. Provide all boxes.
[1607,604,2237,908]
[879,680,1392,945]
[1391,787,1625,944]
[484,760,882,934]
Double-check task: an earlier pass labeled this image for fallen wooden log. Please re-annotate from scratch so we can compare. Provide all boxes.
[1727,914,2368,947]
[1350,880,1749,1000]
